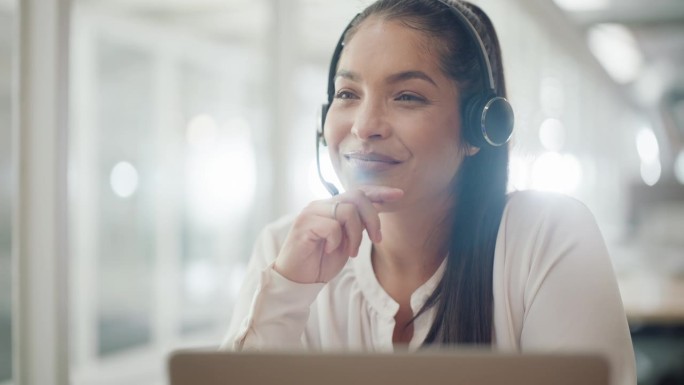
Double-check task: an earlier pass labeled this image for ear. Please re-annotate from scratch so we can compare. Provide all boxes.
[466,145,480,157]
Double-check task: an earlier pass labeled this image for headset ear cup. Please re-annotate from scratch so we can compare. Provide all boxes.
[481,96,514,146]
[463,94,514,148]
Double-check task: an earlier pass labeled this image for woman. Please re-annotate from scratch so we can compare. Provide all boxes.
[222,1,636,384]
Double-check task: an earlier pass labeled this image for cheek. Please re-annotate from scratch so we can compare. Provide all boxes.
[416,141,464,193]
[415,117,464,174]
[421,135,463,169]
[413,108,461,144]
[323,105,355,149]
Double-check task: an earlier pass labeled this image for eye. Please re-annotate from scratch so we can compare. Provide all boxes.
[334,90,358,100]
[395,93,427,103]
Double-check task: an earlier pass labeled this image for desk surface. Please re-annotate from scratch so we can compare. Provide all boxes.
[618,274,684,324]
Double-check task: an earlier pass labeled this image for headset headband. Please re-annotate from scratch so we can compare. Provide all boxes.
[326,0,498,106]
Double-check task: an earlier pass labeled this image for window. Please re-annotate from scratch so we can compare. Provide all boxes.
[69,3,269,383]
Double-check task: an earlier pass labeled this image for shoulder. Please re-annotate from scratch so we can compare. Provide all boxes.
[503,190,597,233]
[496,191,614,311]
[498,191,606,265]
[505,190,591,217]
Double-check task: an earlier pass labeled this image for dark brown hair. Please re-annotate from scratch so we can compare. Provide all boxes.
[344,0,509,345]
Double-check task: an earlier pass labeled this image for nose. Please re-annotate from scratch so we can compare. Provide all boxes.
[351,98,391,141]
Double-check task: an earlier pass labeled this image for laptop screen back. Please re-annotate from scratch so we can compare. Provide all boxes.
[168,350,610,385]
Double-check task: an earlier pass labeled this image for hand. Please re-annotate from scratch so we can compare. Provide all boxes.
[273,186,404,284]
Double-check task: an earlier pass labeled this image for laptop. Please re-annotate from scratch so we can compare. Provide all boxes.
[168,349,610,385]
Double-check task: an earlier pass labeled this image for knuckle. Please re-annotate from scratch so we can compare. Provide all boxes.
[339,203,354,217]
[304,200,322,212]
[350,189,366,201]
[292,212,309,227]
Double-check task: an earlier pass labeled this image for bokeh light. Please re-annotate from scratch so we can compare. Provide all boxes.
[640,160,662,186]
[185,115,256,224]
[636,128,660,163]
[110,161,139,198]
[675,150,684,185]
[186,114,219,149]
[531,152,583,194]
[539,118,566,151]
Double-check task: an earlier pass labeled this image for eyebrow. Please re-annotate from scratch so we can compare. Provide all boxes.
[387,70,438,87]
[335,69,360,83]
[335,69,438,87]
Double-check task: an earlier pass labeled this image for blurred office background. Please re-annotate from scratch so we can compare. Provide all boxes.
[1,0,684,384]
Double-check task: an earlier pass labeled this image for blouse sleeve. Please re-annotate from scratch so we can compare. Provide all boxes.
[515,194,637,385]
[219,218,325,351]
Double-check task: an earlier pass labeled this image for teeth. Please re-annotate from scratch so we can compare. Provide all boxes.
[344,154,398,163]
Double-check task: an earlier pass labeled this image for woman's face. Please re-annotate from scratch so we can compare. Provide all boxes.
[325,17,468,210]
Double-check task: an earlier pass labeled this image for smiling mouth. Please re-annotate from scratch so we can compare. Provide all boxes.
[344,152,401,163]
[343,152,402,172]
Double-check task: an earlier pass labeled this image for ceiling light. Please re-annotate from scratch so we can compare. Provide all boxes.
[588,24,644,84]
[553,0,610,12]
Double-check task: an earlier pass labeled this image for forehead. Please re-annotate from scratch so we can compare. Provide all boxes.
[338,18,445,79]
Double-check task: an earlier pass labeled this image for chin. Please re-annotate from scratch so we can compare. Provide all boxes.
[343,180,398,194]
[343,171,398,189]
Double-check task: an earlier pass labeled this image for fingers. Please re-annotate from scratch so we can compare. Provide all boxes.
[279,186,404,284]
[307,216,344,255]
[356,185,404,203]
[338,190,383,244]
[304,201,364,256]
[337,187,403,243]
[334,202,363,256]
[300,186,404,255]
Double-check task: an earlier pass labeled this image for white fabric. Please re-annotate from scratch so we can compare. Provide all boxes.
[221,191,636,385]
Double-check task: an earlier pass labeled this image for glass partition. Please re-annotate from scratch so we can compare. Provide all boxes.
[0,2,15,384]
[94,39,156,355]
[69,2,269,383]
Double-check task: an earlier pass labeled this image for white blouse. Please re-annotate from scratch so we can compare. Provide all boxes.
[221,191,636,385]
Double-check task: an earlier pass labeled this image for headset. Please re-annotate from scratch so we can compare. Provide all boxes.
[316,0,515,196]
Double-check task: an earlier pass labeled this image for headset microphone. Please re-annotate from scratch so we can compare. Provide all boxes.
[316,109,339,196]
[316,18,354,197]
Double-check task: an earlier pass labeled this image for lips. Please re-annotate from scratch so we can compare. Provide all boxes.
[343,151,402,173]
